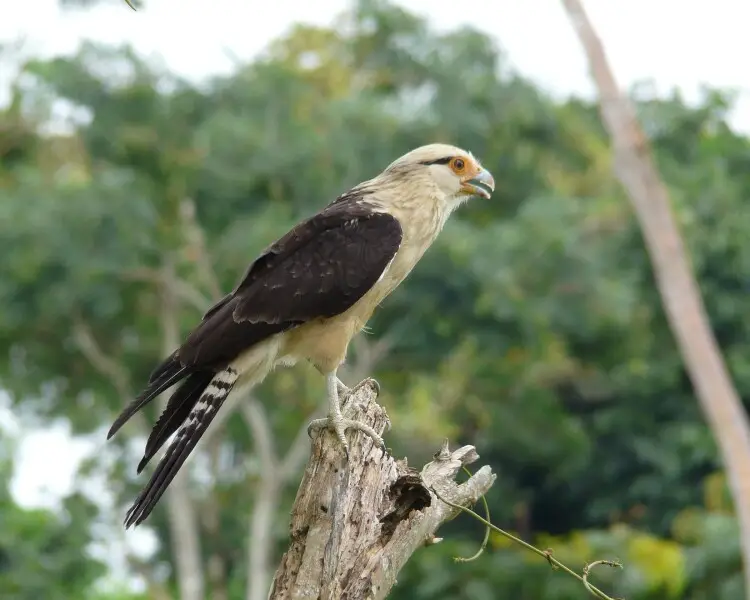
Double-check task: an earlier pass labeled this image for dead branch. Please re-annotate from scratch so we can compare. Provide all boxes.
[270,380,495,599]
[560,0,750,594]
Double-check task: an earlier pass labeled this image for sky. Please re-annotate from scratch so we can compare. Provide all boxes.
[2,0,750,588]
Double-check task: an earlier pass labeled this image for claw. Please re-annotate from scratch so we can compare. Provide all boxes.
[307,416,385,457]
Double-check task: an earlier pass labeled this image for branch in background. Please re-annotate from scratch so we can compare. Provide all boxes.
[240,396,321,600]
[270,381,496,599]
[72,317,134,401]
[158,257,206,600]
[123,267,211,314]
[559,0,750,595]
[203,436,230,600]
[241,401,281,600]
[242,401,278,474]
[180,198,223,300]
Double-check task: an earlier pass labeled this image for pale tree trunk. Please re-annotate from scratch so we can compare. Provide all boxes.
[159,258,206,600]
[242,400,312,600]
[270,380,496,599]
[560,0,750,594]
[203,437,230,600]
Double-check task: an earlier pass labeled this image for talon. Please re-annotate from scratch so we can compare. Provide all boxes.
[306,418,329,440]
[304,415,385,455]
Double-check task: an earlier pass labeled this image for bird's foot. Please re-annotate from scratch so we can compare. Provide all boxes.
[307,414,385,458]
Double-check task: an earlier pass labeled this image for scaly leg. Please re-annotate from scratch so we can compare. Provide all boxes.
[308,371,385,456]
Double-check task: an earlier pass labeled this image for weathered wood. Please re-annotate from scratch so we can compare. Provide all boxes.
[270,379,496,600]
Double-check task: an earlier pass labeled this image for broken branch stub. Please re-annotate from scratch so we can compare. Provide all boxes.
[270,379,496,600]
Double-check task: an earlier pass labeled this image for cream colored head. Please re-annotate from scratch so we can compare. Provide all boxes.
[380,143,495,209]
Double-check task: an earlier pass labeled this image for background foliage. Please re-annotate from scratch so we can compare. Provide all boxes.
[2,0,748,598]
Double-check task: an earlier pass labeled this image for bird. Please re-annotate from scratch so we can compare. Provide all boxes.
[108,143,494,527]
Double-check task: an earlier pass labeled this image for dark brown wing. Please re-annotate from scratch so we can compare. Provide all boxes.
[177,201,403,368]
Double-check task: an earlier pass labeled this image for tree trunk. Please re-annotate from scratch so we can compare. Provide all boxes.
[560,0,750,594]
[270,379,496,599]
[160,259,206,600]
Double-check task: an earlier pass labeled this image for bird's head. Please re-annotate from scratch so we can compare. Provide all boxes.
[383,143,495,207]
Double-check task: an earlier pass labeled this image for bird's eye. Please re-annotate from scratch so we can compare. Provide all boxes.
[450,157,466,174]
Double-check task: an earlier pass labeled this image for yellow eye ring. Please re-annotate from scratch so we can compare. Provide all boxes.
[450,157,466,174]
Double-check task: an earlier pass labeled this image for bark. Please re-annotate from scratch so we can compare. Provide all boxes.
[560,0,750,594]
[270,379,496,600]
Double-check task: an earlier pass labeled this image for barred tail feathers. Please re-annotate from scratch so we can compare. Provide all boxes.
[124,339,283,527]
[124,367,239,528]
[136,370,216,473]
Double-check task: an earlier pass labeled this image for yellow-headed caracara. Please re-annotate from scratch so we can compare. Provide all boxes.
[109,143,494,527]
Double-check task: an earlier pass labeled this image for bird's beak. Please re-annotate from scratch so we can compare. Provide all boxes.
[462,168,495,199]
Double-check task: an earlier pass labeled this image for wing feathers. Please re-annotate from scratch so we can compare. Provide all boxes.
[176,207,401,369]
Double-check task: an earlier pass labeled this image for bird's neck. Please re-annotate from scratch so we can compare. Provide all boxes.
[366,176,452,245]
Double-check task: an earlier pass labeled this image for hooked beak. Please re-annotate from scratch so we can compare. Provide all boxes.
[462,167,495,199]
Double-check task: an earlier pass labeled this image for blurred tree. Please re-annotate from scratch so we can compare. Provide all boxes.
[0,441,108,600]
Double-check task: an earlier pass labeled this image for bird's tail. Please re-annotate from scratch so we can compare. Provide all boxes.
[124,366,240,528]
[107,353,189,439]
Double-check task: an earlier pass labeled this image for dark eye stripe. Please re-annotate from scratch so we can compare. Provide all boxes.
[420,156,453,165]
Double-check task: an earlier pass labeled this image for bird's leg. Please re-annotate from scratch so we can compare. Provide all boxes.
[307,372,385,456]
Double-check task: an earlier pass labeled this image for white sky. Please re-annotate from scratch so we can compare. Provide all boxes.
[2,0,750,588]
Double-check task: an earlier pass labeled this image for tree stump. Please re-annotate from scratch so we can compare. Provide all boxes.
[270,379,496,599]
